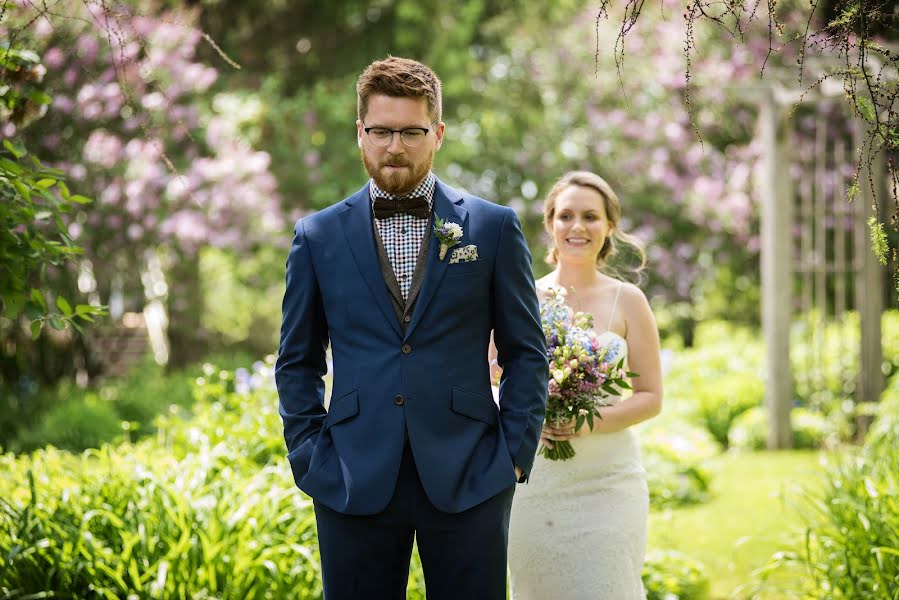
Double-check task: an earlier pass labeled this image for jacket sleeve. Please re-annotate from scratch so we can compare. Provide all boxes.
[492,208,548,480]
[275,218,329,482]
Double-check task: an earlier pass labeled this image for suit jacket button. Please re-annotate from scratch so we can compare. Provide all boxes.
[394,395,405,406]
[401,344,411,354]
[403,315,411,323]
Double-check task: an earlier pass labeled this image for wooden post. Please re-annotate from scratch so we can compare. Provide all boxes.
[760,88,794,449]
[855,138,885,413]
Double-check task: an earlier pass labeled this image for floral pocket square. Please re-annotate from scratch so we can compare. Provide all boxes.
[449,244,478,264]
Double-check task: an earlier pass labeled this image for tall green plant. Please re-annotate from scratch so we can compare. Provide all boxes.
[760,391,899,598]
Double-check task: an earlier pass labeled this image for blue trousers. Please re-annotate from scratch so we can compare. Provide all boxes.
[313,442,515,600]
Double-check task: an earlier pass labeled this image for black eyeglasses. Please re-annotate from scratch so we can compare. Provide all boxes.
[363,122,437,148]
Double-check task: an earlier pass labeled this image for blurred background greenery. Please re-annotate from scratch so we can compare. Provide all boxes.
[2,0,898,598]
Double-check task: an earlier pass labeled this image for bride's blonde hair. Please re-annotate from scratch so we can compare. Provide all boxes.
[543,171,647,279]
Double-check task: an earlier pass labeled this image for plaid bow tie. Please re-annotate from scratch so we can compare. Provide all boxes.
[373,196,430,220]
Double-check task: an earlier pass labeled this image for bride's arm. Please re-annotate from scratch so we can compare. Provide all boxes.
[545,284,662,442]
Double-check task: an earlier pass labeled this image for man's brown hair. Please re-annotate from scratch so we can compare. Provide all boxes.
[357,56,442,123]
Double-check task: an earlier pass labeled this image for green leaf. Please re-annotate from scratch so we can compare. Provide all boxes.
[868,217,889,265]
[56,295,73,316]
[75,304,93,315]
[3,139,26,159]
[33,210,51,220]
[30,320,42,340]
[69,194,92,205]
[30,288,46,311]
[2,294,25,319]
[35,178,56,189]
[26,89,52,106]
[12,180,31,201]
[48,314,65,330]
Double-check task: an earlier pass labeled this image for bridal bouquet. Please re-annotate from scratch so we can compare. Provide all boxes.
[540,288,634,461]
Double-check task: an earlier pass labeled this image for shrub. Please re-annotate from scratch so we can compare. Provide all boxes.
[662,321,764,446]
[729,406,847,451]
[801,442,899,597]
[640,418,718,509]
[642,549,710,600]
[0,445,323,599]
[691,371,764,448]
[15,396,123,453]
[101,355,195,434]
[759,392,899,599]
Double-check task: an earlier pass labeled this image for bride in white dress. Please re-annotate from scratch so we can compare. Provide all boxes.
[494,171,663,600]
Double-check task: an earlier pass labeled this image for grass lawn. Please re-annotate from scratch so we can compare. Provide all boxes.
[648,449,826,599]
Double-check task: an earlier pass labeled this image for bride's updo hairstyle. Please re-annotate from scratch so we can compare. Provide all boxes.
[543,170,647,280]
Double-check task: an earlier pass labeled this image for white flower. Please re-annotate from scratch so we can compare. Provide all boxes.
[445,222,463,240]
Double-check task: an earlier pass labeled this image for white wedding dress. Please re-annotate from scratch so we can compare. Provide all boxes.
[507,292,648,600]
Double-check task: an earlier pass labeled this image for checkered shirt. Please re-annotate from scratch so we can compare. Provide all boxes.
[370,172,435,302]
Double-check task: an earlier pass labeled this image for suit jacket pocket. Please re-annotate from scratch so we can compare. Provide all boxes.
[451,387,499,427]
[324,389,359,430]
[287,437,315,485]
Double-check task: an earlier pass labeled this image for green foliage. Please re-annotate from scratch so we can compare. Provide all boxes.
[640,418,718,509]
[0,447,322,599]
[0,43,51,127]
[663,320,765,447]
[642,549,710,600]
[156,361,285,466]
[15,396,123,453]
[199,246,283,355]
[755,383,899,598]
[866,374,899,450]
[2,355,202,453]
[729,406,848,451]
[0,139,106,336]
[95,355,195,434]
[780,421,899,597]
[661,313,899,449]
[693,371,764,449]
[869,217,889,266]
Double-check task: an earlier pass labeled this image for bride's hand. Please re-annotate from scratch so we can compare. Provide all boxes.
[541,418,588,449]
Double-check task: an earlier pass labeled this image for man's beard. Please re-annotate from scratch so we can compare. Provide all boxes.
[361,147,434,196]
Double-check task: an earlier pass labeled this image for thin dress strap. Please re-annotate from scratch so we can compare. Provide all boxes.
[607,281,624,330]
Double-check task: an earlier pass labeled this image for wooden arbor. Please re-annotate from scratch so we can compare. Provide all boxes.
[759,84,885,449]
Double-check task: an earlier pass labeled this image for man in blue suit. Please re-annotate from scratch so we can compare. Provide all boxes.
[275,56,548,599]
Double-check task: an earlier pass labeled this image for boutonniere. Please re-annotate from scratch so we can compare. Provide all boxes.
[433,217,463,261]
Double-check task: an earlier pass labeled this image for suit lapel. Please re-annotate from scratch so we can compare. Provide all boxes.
[340,184,404,338]
[404,180,468,340]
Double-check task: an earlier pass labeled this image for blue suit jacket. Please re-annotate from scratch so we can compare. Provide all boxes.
[275,178,548,515]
